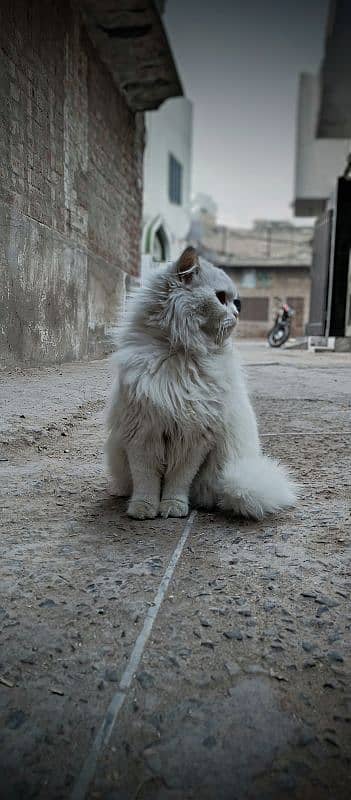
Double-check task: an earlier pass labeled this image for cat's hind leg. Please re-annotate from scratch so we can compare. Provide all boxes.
[106,433,132,497]
[190,449,219,510]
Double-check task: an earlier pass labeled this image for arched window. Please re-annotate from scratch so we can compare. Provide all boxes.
[143,217,171,263]
[152,227,168,262]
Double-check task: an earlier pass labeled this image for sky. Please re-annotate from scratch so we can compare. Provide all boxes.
[164,0,330,227]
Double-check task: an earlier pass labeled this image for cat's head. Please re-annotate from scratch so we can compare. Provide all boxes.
[149,246,241,352]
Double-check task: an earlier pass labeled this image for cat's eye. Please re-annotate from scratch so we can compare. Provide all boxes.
[216,291,227,305]
[234,297,241,313]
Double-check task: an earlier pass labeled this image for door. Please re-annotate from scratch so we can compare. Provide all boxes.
[345,251,351,336]
[329,178,351,336]
[306,209,333,336]
[287,297,305,336]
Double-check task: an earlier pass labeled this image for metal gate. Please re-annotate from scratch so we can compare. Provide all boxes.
[345,252,351,336]
[328,178,351,336]
[306,209,333,336]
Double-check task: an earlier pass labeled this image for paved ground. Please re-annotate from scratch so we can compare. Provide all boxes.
[1,341,351,800]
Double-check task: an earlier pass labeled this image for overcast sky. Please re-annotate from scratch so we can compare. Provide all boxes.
[164,0,329,227]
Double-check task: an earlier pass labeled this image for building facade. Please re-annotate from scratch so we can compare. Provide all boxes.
[142,96,193,277]
[189,209,312,337]
[0,0,182,365]
[224,265,311,339]
[293,1,351,343]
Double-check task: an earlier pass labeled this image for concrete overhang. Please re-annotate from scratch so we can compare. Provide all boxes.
[294,198,327,218]
[77,0,183,111]
[317,0,351,138]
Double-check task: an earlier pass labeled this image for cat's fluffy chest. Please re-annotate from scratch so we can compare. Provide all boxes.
[118,338,235,434]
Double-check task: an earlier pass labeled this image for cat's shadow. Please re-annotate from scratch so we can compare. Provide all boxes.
[196,507,271,537]
[83,492,127,522]
[82,493,278,542]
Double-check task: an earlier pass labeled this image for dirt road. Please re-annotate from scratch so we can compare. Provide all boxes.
[1,342,350,800]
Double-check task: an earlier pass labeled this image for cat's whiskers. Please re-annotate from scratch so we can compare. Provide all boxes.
[216,320,225,346]
[216,317,235,346]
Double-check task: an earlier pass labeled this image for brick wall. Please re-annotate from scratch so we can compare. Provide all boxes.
[0,0,144,365]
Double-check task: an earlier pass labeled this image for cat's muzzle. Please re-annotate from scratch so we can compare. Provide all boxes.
[217,316,237,343]
[224,315,238,330]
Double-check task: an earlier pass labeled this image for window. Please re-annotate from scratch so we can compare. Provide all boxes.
[241,269,256,288]
[168,154,183,205]
[257,270,272,288]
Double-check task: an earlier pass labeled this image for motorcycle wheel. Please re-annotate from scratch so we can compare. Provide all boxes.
[267,327,290,348]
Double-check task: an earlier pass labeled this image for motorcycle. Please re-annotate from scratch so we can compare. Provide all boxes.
[267,300,294,348]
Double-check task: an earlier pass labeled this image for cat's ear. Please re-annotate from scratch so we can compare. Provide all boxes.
[175,246,199,284]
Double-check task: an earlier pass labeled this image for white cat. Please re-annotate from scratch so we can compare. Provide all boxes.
[106,247,298,520]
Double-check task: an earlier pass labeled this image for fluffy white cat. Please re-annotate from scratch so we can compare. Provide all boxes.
[106,247,298,520]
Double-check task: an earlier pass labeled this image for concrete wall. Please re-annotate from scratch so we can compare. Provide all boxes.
[143,97,192,260]
[294,73,349,217]
[0,0,144,366]
[225,267,311,338]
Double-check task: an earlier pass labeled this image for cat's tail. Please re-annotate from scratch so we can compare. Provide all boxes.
[218,455,299,520]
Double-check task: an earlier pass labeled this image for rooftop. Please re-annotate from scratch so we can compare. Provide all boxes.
[189,219,313,268]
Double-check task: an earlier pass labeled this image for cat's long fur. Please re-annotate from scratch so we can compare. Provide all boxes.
[106,247,298,520]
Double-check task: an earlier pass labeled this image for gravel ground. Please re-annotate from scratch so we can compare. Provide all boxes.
[0,341,350,800]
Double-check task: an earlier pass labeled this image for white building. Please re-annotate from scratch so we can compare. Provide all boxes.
[293,73,349,217]
[293,0,351,343]
[142,96,193,275]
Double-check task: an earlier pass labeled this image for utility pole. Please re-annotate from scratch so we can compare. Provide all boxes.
[265,223,272,258]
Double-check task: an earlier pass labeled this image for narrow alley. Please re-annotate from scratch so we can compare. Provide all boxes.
[1,343,350,800]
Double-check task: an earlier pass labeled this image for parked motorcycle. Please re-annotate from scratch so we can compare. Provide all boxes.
[267,300,294,348]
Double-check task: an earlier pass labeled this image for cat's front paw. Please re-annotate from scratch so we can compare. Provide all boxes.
[127,498,158,520]
[159,497,189,518]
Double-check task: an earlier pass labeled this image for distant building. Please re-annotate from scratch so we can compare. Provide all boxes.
[142,96,193,278]
[189,216,312,338]
[293,2,351,343]
[0,0,182,366]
